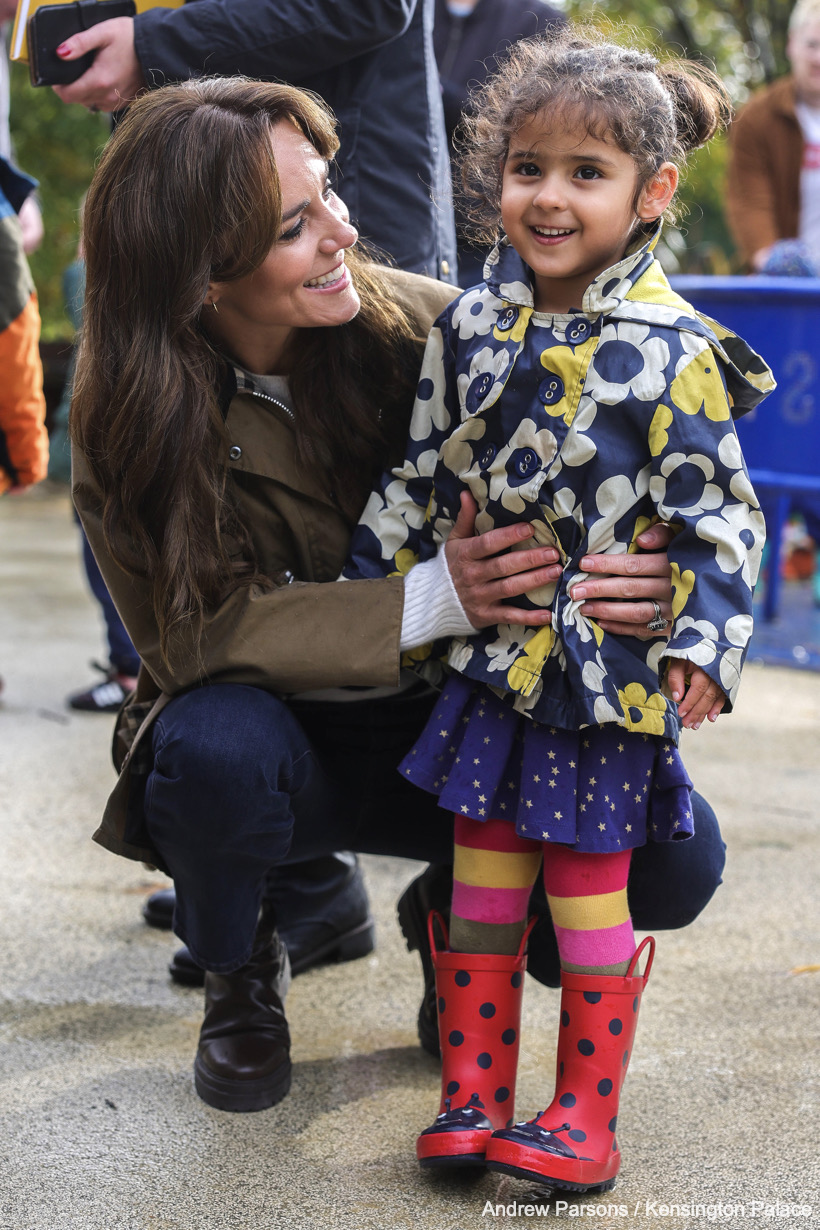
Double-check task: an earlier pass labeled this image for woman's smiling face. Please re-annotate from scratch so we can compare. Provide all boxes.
[206,119,361,372]
[500,113,674,314]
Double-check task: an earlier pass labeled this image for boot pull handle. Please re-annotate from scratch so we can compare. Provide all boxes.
[626,935,655,983]
[428,909,450,955]
[517,915,538,962]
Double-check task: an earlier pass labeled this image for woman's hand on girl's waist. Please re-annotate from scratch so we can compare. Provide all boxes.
[567,522,675,640]
[444,492,561,629]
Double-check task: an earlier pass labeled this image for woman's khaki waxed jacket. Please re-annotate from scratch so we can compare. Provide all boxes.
[72,265,457,867]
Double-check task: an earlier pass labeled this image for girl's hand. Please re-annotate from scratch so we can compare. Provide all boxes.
[569,522,674,638]
[445,492,561,628]
[667,661,727,729]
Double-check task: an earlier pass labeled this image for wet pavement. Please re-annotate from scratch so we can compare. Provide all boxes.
[1,485,819,1230]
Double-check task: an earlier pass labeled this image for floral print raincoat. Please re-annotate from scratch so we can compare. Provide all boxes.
[345,227,775,743]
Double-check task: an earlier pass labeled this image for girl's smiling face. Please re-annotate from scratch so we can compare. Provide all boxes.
[500,113,676,314]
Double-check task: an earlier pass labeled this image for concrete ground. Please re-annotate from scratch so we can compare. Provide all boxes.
[1,485,818,1230]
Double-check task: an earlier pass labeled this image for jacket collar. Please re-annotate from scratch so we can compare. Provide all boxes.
[481,222,775,418]
[484,221,663,315]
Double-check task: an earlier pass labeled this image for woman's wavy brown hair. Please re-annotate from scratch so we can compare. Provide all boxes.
[72,77,420,666]
[459,27,732,247]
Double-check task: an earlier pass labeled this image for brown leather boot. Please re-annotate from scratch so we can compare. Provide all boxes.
[194,904,292,1112]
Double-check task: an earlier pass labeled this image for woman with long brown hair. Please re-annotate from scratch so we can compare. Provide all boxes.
[72,77,725,1113]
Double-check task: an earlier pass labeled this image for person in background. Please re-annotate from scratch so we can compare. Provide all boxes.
[46,0,457,971]
[50,0,456,283]
[434,0,565,285]
[0,0,44,253]
[0,151,49,696]
[0,147,47,746]
[44,249,144,712]
[725,0,820,599]
[726,0,820,274]
[0,156,47,497]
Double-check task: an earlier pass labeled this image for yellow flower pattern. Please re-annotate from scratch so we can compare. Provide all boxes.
[617,683,668,735]
[670,561,696,619]
[506,625,555,696]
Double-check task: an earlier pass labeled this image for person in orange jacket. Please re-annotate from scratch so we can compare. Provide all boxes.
[0,156,48,495]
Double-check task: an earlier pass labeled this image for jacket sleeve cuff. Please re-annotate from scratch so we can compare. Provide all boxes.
[400,548,477,651]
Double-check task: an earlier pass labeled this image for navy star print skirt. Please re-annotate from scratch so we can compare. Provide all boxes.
[398,675,694,853]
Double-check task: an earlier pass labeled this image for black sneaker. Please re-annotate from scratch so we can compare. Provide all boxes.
[67,662,137,713]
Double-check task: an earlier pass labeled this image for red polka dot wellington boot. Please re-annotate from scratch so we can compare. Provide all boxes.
[485,936,655,1192]
[416,912,535,1169]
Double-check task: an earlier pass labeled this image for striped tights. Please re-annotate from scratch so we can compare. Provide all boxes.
[450,814,636,976]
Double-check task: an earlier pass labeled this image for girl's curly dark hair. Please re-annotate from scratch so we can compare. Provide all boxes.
[459,27,732,247]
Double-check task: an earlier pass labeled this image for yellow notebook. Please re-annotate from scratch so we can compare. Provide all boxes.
[11,0,184,64]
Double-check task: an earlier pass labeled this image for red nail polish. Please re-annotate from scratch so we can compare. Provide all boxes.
[56,43,70,55]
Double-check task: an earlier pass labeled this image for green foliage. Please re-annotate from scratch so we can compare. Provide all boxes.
[8,60,108,338]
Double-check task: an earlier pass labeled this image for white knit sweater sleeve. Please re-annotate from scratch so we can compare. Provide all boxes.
[399,547,477,651]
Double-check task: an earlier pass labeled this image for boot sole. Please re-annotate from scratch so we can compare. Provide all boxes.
[194,1055,292,1112]
[419,1154,486,1169]
[487,1160,617,1194]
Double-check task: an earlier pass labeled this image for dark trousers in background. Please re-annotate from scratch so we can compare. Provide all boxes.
[77,516,141,678]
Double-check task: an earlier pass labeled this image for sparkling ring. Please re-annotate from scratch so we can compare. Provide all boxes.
[646,601,669,632]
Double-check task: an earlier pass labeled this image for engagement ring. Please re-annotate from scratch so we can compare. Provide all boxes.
[646,601,669,632]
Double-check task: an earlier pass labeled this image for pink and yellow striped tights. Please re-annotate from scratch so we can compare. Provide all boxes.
[450,815,636,975]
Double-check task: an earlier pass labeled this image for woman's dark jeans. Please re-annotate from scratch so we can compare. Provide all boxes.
[144,683,726,974]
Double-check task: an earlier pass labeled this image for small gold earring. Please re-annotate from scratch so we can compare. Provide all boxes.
[211,301,219,313]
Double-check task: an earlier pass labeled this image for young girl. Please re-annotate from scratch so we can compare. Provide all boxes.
[344,31,774,1192]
